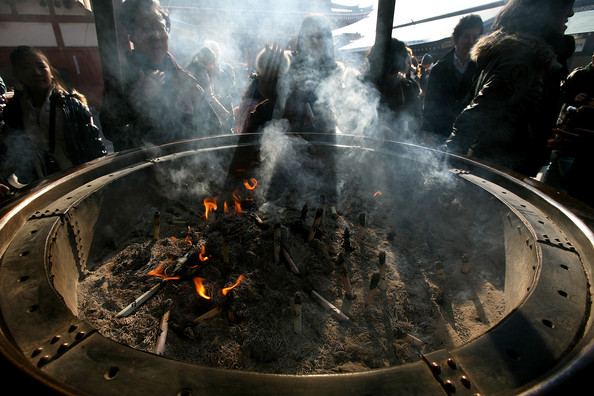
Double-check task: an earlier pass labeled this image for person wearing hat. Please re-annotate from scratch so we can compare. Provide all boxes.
[422,14,483,143]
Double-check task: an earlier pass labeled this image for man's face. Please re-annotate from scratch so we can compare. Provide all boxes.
[454,26,482,61]
[132,9,169,65]
[551,1,575,34]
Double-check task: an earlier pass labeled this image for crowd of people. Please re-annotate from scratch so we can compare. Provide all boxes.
[1,0,592,207]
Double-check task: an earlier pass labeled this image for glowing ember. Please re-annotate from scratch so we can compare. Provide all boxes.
[193,277,211,299]
[220,274,246,296]
[147,258,181,281]
[203,197,218,219]
[373,191,382,197]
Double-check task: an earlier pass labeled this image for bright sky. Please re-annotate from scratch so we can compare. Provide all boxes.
[335,0,499,23]
[333,0,503,49]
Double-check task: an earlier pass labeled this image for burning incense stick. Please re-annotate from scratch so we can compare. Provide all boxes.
[461,253,470,274]
[337,254,355,299]
[281,226,300,274]
[274,223,281,264]
[153,211,160,240]
[115,282,163,318]
[310,290,349,322]
[404,333,424,346]
[378,251,387,292]
[364,272,381,312]
[192,306,222,324]
[222,236,229,265]
[294,292,302,334]
[282,248,300,274]
[343,227,352,253]
[300,202,309,223]
[357,212,366,243]
[436,260,446,281]
[308,208,324,242]
[155,302,171,355]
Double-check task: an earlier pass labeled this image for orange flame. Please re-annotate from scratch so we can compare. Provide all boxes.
[184,226,192,246]
[221,274,246,296]
[373,191,382,197]
[224,201,229,214]
[203,197,218,219]
[148,258,181,280]
[193,277,211,299]
[232,189,242,213]
[244,178,257,190]
[199,245,209,262]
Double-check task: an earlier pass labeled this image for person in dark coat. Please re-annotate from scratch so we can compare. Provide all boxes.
[422,14,483,142]
[541,51,594,206]
[364,38,422,140]
[446,0,576,176]
[1,46,106,197]
[99,0,205,151]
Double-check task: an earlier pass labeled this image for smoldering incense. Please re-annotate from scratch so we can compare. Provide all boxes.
[365,272,381,312]
[378,251,386,291]
[294,292,302,334]
[155,302,171,355]
[153,211,160,240]
[115,282,164,318]
[357,212,366,243]
[310,290,349,322]
[338,254,355,299]
[274,223,281,264]
[307,208,324,242]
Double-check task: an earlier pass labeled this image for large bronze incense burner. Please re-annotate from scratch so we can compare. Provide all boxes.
[1,134,593,395]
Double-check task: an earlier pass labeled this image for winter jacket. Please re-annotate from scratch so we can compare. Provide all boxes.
[1,89,106,188]
[99,51,199,151]
[422,48,477,139]
[446,31,559,175]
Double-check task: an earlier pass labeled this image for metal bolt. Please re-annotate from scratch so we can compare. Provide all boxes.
[444,379,456,393]
[447,358,457,370]
[460,375,471,389]
[58,343,69,354]
[430,361,441,374]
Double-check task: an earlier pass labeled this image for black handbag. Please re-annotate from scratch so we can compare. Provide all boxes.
[50,93,107,165]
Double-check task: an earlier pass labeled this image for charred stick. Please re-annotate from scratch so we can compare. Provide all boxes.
[310,289,349,322]
[155,302,171,355]
[364,272,381,312]
[222,236,229,265]
[343,227,352,253]
[357,212,366,243]
[282,248,300,274]
[378,251,387,291]
[192,306,222,324]
[293,292,303,334]
[404,333,424,346]
[153,211,160,240]
[116,282,163,318]
[273,223,281,264]
[307,208,324,242]
[436,260,446,280]
[300,202,309,223]
[281,226,299,274]
[461,253,470,274]
[337,254,355,299]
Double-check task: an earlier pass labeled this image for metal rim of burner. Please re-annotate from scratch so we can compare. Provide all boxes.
[0,134,593,395]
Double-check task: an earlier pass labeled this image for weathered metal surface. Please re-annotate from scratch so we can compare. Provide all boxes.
[0,135,592,395]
